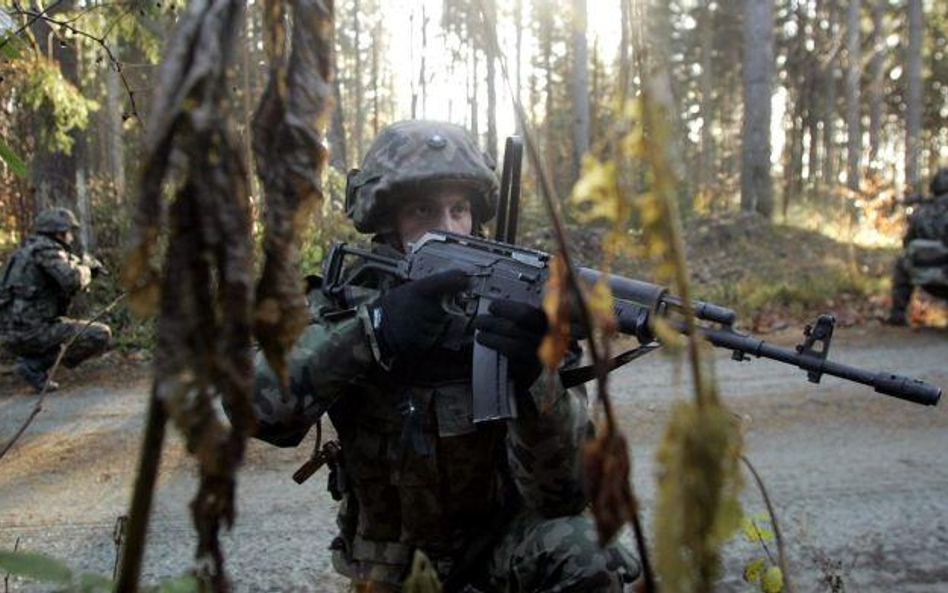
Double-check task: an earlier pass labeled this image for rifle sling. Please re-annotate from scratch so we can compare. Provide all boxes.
[560,343,660,389]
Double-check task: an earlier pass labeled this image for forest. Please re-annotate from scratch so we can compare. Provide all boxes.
[1,0,947,591]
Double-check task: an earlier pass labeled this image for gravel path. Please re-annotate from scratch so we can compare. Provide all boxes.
[1,324,946,591]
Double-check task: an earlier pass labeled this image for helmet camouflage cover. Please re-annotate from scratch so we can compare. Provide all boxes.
[33,207,80,235]
[931,167,948,197]
[345,120,499,233]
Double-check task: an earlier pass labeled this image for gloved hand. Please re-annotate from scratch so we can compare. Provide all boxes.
[473,300,548,391]
[82,254,107,278]
[370,269,470,361]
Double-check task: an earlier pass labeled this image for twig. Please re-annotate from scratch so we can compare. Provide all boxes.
[0,292,126,462]
[741,455,796,593]
[474,2,655,589]
[0,0,65,52]
[114,391,167,591]
[3,537,20,592]
[112,514,128,581]
[6,8,142,122]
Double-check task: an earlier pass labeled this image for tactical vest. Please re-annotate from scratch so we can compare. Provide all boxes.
[314,253,519,584]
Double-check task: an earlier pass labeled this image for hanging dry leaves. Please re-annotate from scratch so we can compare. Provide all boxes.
[122,0,331,587]
[582,427,636,546]
[538,254,573,370]
[654,398,743,593]
[252,0,333,388]
[126,0,257,587]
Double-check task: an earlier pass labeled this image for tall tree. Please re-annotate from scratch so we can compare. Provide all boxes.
[741,0,774,217]
[867,0,885,169]
[30,1,79,215]
[845,0,862,191]
[485,0,498,162]
[570,0,590,186]
[905,0,923,191]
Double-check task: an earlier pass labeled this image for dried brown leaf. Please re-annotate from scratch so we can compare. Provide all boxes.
[582,428,635,545]
[539,254,573,370]
[252,0,333,389]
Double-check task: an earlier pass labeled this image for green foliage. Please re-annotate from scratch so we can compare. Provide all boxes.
[654,400,744,593]
[0,135,27,176]
[20,57,99,153]
[0,549,72,584]
[739,512,785,593]
[0,548,200,592]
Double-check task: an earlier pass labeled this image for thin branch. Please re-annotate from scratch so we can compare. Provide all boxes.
[741,454,796,593]
[0,293,126,462]
[7,9,142,122]
[0,0,64,52]
[473,2,655,589]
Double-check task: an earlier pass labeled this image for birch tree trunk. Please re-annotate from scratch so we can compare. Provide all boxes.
[740,0,774,218]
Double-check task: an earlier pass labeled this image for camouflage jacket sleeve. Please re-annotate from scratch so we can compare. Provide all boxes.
[251,292,379,447]
[506,368,591,518]
[32,242,92,294]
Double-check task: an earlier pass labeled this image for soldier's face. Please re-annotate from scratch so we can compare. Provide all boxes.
[395,190,473,249]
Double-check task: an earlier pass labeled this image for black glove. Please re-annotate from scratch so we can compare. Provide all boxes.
[473,300,548,390]
[370,269,470,361]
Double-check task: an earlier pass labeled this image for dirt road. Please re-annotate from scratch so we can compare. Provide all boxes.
[1,325,946,591]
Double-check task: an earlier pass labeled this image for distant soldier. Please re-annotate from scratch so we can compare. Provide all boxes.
[0,208,111,391]
[886,168,948,325]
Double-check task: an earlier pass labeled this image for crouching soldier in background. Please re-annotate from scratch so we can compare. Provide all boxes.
[0,208,111,392]
[886,168,948,326]
[245,121,641,591]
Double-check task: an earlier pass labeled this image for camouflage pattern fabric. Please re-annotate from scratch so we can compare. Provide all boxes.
[485,510,640,591]
[1,317,111,368]
[0,233,108,370]
[346,120,499,234]
[249,265,640,589]
[890,194,948,315]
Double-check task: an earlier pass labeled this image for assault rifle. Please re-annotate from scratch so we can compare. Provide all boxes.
[321,230,942,423]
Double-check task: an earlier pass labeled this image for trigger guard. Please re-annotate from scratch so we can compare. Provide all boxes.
[441,293,469,317]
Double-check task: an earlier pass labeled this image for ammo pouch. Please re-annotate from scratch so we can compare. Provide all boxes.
[907,239,948,287]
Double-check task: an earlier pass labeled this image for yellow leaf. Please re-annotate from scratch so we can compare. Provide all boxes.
[743,557,765,584]
[742,514,775,543]
[539,255,572,369]
[761,566,784,593]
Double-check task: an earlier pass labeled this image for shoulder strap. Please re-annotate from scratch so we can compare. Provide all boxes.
[559,343,660,389]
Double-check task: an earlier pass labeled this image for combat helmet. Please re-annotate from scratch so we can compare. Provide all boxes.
[33,207,80,235]
[930,168,948,197]
[345,120,499,233]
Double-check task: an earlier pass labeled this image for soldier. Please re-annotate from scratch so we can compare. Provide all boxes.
[886,168,948,325]
[249,121,640,590]
[0,208,111,392]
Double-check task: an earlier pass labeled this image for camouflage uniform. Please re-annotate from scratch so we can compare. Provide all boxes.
[0,209,111,389]
[249,121,640,590]
[889,169,948,322]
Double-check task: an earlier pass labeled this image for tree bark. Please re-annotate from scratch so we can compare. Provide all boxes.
[352,0,364,160]
[29,1,79,216]
[845,0,862,191]
[569,0,590,186]
[867,0,884,168]
[905,0,923,192]
[484,0,498,162]
[740,0,774,218]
